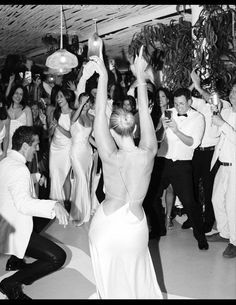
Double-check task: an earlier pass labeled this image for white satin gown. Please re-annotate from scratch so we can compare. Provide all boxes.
[89,149,163,299]
[70,120,95,225]
[49,113,71,201]
[8,112,27,150]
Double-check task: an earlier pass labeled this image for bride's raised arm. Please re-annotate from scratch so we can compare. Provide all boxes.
[89,55,117,160]
[134,46,157,155]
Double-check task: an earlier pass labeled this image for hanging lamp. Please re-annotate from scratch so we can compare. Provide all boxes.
[87,18,103,58]
[45,5,78,74]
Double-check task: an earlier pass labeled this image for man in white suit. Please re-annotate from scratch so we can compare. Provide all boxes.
[0,126,69,299]
[206,82,236,258]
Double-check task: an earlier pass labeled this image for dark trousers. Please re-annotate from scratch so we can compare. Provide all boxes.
[5,232,66,286]
[192,149,219,230]
[143,156,166,235]
[150,158,206,242]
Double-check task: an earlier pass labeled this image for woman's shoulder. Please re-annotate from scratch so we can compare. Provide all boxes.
[23,105,31,113]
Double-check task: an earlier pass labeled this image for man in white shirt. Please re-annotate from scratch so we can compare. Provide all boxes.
[206,82,236,258]
[184,70,231,233]
[149,88,208,250]
[0,126,69,299]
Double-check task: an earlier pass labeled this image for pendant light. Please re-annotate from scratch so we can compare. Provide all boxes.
[87,18,103,59]
[45,5,78,74]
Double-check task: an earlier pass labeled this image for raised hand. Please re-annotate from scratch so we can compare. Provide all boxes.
[190,69,201,89]
[67,80,76,91]
[9,74,15,84]
[39,109,46,125]
[82,60,97,80]
[133,45,148,80]
[89,56,107,78]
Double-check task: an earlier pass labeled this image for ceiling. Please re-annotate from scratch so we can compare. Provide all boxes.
[0,4,192,71]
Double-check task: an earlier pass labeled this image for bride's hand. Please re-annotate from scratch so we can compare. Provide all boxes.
[89,56,107,78]
[133,45,148,80]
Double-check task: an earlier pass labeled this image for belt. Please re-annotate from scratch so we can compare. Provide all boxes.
[196,146,215,151]
[219,161,232,166]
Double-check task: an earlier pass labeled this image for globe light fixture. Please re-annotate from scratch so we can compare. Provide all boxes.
[45,5,78,74]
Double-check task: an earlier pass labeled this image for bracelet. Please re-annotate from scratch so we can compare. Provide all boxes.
[137,82,147,86]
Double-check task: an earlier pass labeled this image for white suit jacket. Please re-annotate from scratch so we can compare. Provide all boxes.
[0,150,56,258]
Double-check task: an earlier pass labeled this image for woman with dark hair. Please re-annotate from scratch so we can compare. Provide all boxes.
[69,92,97,226]
[88,47,163,299]
[6,84,32,150]
[122,95,137,115]
[49,87,73,211]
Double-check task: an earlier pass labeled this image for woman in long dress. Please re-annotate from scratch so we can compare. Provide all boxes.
[49,87,73,209]
[69,92,97,226]
[6,85,32,150]
[88,46,163,299]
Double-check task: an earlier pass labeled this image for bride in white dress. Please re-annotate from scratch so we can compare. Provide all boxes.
[88,47,163,298]
[49,87,73,208]
[69,92,97,226]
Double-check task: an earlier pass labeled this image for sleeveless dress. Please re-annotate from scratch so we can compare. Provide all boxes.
[0,124,6,156]
[49,113,71,201]
[70,120,95,225]
[8,112,27,150]
[88,149,163,299]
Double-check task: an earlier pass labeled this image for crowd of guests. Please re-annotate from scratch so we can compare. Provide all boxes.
[0,51,236,299]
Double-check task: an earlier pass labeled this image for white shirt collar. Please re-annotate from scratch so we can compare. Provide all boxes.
[7,150,26,164]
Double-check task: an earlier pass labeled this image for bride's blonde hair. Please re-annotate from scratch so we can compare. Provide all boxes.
[109,108,135,137]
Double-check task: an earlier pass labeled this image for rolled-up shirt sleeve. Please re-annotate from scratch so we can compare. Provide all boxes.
[190,114,205,149]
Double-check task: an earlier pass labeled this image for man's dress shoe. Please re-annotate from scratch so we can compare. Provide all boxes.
[0,279,31,300]
[198,240,209,250]
[6,258,28,271]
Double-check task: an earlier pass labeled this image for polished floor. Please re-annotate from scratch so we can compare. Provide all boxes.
[0,213,235,299]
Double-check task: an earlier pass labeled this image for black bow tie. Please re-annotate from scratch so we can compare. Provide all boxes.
[177,113,188,117]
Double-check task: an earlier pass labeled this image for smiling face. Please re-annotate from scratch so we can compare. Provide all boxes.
[123,99,132,112]
[174,95,191,114]
[159,90,169,108]
[12,87,24,105]
[56,91,68,108]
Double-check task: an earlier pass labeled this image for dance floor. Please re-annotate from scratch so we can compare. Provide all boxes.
[0,214,235,299]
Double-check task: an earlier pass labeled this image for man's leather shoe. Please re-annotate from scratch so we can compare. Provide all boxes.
[223,243,236,258]
[6,257,28,271]
[181,219,192,229]
[206,233,229,242]
[0,279,31,299]
[198,240,209,250]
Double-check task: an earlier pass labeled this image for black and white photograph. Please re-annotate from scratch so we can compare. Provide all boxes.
[0,4,236,300]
